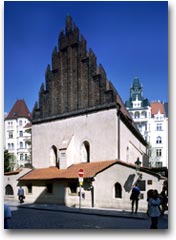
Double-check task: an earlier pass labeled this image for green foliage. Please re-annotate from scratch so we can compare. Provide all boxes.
[4,149,11,172]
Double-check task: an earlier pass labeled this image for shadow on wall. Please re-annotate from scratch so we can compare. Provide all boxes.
[123,174,136,193]
[24,180,67,205]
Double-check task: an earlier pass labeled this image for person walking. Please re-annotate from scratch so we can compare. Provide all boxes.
[17,186,25,203]
[4,203,12,229]
[147,189,161,229]
[130,184,141,214]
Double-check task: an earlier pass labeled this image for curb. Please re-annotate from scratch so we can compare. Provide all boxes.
[8,202,148,220]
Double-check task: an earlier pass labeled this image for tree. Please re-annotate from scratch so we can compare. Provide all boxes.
[4,149,11,172]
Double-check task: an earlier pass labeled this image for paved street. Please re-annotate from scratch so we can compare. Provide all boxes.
[7,203,168,229]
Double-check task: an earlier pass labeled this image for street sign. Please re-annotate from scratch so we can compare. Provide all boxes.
[78,168,84,178]
[78,169,84,209]
[79,177,83,186]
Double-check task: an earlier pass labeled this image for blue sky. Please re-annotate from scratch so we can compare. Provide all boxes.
[4,1,168,113]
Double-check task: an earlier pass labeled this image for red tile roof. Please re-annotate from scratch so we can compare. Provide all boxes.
[19,160,124,180]
[4,168,22,175]
[24,123,32,128]
[19,160,162,181]
[6,99,32,120]
[151,102,164,115]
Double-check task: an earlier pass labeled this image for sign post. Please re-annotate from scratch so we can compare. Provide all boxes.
[78,169,84,209]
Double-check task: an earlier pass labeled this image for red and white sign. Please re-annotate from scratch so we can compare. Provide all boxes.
[78,168,84,178]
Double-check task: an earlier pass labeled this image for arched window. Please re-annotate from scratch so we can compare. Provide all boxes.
[49,145,57,166]
[156,136,162,144]
[81,141,90,163]
[114,182,122,198]
[5,184,14,195]
[134,111,140,119]
[141,111,147,118]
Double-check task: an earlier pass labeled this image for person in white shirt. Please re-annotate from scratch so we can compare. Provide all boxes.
[17,186,25,203]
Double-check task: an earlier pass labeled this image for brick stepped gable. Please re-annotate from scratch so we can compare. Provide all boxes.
[32,15,129,122]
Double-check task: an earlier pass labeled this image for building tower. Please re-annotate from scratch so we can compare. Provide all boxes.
[125,77,151,142]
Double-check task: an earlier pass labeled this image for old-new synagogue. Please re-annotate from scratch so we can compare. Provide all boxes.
[5,16,165,211]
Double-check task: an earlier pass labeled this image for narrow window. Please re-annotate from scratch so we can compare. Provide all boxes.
[81,141,90,163]
[50,145,57,166]
[114,182,122,198]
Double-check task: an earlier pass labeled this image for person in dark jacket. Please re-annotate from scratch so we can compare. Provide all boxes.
[130,184,141,214]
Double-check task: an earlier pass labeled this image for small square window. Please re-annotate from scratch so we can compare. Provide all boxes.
[147,180,153,185]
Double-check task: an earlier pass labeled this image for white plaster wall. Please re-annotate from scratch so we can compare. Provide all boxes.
[32,109,118,168]
[4,168,32,200]
[93,164,164,211]
[120,120,146,165]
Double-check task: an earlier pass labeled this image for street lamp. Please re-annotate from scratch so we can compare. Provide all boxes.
[135,157,142,180]
[135,157,141,170]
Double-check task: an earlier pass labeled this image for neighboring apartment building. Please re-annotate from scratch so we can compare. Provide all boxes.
[125,77,168,168]
[4,99,32,170]
[148,101,168,168]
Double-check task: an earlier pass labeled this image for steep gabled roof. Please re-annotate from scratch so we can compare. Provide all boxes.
[6,99,32,120]
[150,102,165,115]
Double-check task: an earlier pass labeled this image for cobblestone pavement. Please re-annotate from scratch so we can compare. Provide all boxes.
[4,200,168,229]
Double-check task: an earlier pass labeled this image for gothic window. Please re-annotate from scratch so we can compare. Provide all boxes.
[81,141,90,163]
[49,145,57,166]
[156,136,162,144]
[114,182,122,198]
[5,184,14,195]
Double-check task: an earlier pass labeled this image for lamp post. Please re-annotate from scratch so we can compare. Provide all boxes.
[135,157,141,171]
[135,157,142,180]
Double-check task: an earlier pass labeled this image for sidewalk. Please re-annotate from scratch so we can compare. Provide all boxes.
[5,199,151,220]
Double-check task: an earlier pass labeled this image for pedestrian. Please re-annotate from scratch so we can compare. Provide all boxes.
[159,186,168,215]
[130,183,141,214]
[17,186,25,203]
[4,203,12,229]
[147,189,161,229]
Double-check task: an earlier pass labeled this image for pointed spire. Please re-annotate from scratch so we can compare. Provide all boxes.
[65,15,73,33]
[52,46,57,56]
